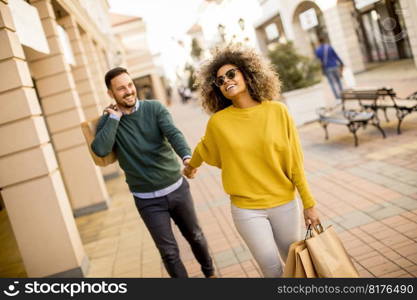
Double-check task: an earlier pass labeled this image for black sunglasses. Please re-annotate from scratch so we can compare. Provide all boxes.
[214,68,239,87]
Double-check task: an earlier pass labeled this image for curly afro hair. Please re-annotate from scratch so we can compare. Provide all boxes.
[195,43,281,114]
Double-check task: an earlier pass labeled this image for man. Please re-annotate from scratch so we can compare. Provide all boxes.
[315,35,344,101]
[91,67,215,278]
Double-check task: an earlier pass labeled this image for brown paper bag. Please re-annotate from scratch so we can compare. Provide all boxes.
[80,116,117,167]
[298,247,318,278]
[283,240,317,278]
[306,225,359,278]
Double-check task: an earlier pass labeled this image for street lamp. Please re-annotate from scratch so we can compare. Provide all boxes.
[218,23,226,42]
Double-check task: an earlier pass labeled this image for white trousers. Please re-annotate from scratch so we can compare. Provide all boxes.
[231,200,301,277]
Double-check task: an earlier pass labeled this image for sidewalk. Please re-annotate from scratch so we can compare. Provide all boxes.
[76,61,417,278]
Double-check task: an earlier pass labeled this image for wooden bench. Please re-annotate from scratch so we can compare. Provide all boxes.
[352,87,417,134]
[317,90,386,147]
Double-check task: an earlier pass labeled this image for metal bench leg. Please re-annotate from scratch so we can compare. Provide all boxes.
[397,118,403,135]
[323,123,329,140]
[347,123,360,147]
[372,123,386,139]
[395,109,409,135]
[371,118,386,139]
[319,121,329,140]
[353,131,359,147]
[383,108,390,122]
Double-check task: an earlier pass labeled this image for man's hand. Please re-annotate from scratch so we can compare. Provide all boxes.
[303,206,321,229]
[183,159,197,179]
[105,104,122,118]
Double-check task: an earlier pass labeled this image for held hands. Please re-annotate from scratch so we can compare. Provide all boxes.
[105,104,122,118]
[183,159,197,179]
[303,206,321,229]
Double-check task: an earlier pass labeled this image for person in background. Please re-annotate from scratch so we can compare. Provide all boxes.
[183,45,320,278]
[315,35,344,102]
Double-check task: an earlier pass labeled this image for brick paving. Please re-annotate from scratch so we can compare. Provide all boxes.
[73,60,417,278]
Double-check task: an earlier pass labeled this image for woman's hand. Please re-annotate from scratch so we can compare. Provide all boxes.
[183,159,197,179]
[303,206,321,229]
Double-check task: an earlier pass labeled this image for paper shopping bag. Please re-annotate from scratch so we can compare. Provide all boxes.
[305,225,359,278]
[283,240,317,278]
[80,116,117,167]
[298,247,318,278]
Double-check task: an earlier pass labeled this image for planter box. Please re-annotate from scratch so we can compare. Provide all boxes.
[282,81,327,126]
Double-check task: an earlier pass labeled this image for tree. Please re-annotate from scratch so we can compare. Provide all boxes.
[268,42,321,93]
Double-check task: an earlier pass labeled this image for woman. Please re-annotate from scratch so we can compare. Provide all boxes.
[183,44,320,277]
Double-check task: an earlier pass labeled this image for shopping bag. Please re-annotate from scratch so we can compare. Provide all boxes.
[298,247,318,278]
[80,115,117,167]
[341,67,356,89]
[283,239,317,278]
[305,224,359,278]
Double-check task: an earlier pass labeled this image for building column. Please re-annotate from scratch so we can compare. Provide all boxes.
[27,0,110,216]
[58,16,120,180]
[95,44,112,109]
[400,0,417,68]
[0,0,88,277]
[322,1,366,73]
[57,15,101,120]
[81,33,109,110]
[96,45,109,77]
[291,21,312,57]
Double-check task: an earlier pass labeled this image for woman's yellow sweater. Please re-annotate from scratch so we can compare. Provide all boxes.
[189,101,316,210]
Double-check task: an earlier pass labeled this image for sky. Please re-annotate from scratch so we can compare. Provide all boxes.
[107,0,262,83]
[108,0,204,54]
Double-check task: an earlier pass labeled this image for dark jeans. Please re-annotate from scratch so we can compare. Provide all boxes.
[133,178,214,278]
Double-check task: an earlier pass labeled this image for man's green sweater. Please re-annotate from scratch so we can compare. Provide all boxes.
[91,100,191,193]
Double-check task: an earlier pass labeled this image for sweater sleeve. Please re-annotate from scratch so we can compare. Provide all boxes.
[285,107,316,209]
[91,114,119,157]
[189,117,221,168]
[156,101,191,158]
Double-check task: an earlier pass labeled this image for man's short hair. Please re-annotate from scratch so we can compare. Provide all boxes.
[105,67,129,89]
[318,35,326,44]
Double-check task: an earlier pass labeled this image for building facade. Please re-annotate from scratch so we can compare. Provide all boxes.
[110,13,168,104]
[255,0,417,73]
[0,0,161,278]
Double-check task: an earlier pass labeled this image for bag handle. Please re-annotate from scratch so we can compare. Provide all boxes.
[304,223,324,240]
[304,224,312,240]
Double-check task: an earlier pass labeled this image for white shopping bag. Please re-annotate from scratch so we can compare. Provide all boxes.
[342,67,356,88]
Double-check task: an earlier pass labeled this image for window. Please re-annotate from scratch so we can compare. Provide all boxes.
[265,23,279,41]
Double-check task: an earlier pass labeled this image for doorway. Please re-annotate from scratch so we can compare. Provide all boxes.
[356,0,413,62]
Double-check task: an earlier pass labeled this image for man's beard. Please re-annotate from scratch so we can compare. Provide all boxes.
[116,94,136,108]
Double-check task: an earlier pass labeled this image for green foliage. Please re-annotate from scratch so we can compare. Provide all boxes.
[268,42,321,93]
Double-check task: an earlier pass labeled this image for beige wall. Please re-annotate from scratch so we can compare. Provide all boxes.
[26,0,110,217]
[0,0,88,277]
